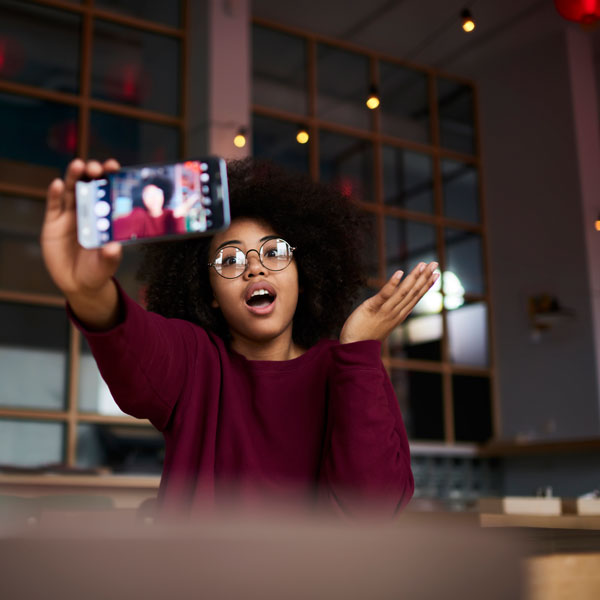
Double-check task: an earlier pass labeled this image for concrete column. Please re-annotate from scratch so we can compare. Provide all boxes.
[186,0,251,160]
[566,27,600,417]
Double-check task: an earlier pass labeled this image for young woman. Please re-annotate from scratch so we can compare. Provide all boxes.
[41,158,439,517]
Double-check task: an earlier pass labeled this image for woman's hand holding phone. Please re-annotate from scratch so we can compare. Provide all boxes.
[41,158,123,330]
[339,262,440,345]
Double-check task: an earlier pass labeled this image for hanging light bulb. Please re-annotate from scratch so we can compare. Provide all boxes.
[296,125,309,144]
[461,8,476,32]
[595,213,600,231]
[233,127,247,148]
[366,85,380,110]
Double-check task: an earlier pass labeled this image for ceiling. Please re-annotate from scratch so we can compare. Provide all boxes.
[252,0,587,77]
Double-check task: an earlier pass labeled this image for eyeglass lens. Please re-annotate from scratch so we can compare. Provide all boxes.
[214,238,293,278]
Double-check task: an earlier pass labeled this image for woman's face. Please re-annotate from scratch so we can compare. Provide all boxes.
[142,184,165,216]
[208,218,299,346]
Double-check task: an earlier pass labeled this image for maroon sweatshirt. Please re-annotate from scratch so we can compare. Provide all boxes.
[71,284,414,516]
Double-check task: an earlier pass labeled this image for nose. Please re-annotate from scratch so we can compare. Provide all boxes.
[244,249,265,278]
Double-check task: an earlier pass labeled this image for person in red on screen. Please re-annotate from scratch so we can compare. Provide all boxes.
[112,175,190,240]
[41,157,440,519]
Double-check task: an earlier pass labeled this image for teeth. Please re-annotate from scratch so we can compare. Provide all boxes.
[250,289,271,298]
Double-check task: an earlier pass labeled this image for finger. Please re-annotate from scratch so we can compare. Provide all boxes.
[85,160,104,179]
[45,178,66,221]
[370,270,404,309]
[382,261,436,312]
[101,241,122,258]
[63,158,86,211]
[64,160,103,213]
[392,269,440,320]
[100,241,123,268]
[103,158,121,173]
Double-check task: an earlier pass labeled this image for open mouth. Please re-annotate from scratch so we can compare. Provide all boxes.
[245,288,276,309]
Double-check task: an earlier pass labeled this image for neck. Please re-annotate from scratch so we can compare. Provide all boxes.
[230,331,303,362]
[148,207,163,218]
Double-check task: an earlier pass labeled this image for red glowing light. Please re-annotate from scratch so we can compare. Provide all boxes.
[122,64,138,101]
[104,62,150,103]
[337,177,355,199]
[554,0,600,25]
[65,120,77,154]
[47,120,78,155]
[184,161,203,173]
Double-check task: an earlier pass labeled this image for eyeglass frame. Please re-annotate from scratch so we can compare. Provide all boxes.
[208,237,297,279]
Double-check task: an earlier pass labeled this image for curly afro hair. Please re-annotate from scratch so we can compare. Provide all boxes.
[132,175,174,209]
[138,158,369,349]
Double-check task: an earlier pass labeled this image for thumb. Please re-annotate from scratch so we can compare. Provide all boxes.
[371,270,403,308]
[100,241,123,268]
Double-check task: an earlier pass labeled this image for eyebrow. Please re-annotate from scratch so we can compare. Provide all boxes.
[214,235,278,252]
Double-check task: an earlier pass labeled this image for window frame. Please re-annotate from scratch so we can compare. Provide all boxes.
[251,17,496,446]
[0,0,188,469]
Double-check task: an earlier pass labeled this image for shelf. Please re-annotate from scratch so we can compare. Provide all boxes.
[478,437,600,457]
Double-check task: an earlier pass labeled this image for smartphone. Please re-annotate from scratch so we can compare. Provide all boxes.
[76,157,230,248]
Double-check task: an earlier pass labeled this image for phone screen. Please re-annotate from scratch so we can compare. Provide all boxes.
[76,158,229,248]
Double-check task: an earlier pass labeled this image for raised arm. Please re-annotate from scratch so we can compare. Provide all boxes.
[41,158,123,330]
[41,159,197,429]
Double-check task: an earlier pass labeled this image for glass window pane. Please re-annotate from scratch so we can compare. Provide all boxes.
[437,77,475,155]
[92,20,180,116]
[253,25,307,115]
[453,376,493,442]
[444,228,485,295]
[361,211,379,280]
[317,44,370,130]
[0,194,60,294]
[319,130,374,203]
[442,160,480,223]
[95,0,181,28]
[77,423,164,474]
[385,217,437,279]
[390,313,442,362]
[88,111,180,165]
[382,147,433,213]
[252,115,309,174]
[0,419,64,466]
[0,92,77,187]
[447,301,489,367]
[392,370,444,440]
[78,337,126,416]
[385,218,440,354]
[379,62,429,143]
[0,302,68,411]
[388,236,442,362]
[0,0,80,93]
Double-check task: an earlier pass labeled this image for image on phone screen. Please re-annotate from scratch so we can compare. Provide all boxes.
[76,158,229,248]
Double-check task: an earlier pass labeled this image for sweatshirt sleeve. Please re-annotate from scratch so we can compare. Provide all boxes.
[318,340,414,516]
[68,280,201,431]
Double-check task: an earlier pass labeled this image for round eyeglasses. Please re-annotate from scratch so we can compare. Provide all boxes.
[208,238,296,279]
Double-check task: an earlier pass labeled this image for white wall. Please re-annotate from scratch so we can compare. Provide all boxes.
[473,30,600,442]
